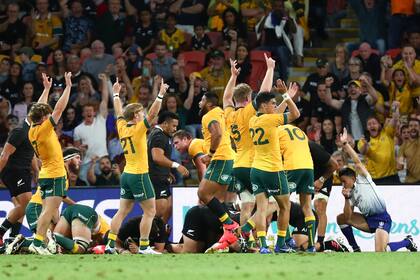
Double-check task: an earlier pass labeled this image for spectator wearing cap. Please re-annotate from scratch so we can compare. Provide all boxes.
[18,47,37,82]
[0,62,23,107]
[81,40,115,83]
[184,72,204,138]
[348,0,386,54]
[30,0,63,60]
[302,57,340,115]
[324,80,374,142]
[152,41,177,80]
[398,118,420,184]
[0,2,26,55]
[169,0,208,33]
[356,42,381,83]
[200,49,230,104]
[357,109,400,184]
[60,0,93,53]
[93,0,127,53]
[12,81,34,123]
[257,0,296,80]
[388,0,417,49]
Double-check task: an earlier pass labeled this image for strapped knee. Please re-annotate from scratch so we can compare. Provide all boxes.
[73,237,90,252]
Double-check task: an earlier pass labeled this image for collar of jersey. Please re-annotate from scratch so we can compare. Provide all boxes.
[257,112,264,116]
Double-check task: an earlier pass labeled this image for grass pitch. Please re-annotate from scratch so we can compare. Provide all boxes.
[1,253,419,280]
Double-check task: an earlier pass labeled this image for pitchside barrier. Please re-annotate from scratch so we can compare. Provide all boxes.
[1,185,419,252]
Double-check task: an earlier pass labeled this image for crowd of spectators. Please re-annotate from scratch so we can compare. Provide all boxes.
[0,0,419,186]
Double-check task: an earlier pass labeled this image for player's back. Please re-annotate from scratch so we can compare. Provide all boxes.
[352,174,387,216]
[29,117,65,178]
[116,117,150,174]
[249,113,287,172]
[202,107,234,160]
[188,138,207,159]
[279,124,313,170]
[225,103,256,168]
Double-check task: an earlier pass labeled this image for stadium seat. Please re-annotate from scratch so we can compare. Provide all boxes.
[207,32,223,49]
[178,51,206,76]
[351,49,380,57]
[248,50,271,91]
[386,48,401,59]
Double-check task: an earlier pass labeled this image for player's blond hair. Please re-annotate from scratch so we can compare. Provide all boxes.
[28,103,53,123]
[123,103,144,121]
[233,83,252,103]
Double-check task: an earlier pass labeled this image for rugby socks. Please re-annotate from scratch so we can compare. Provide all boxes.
[340,225,360,250]
[139,239,149,250]
[241,220,255,236]
[207,198,233,225]
[107,232,117,248]
[257,231,267,248]
[305,216,316,247]
[387,239,410,252]
[54,234,78,253]
[10,222,22,238]
[0,218,13,236]
[285,227,291,241]
[21,238,33,248]
[33,234,44,247]
[276,230,287,249]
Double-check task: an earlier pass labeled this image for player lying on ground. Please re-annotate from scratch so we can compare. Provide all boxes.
[51,204,110,254]
[114,216,166,254]
[337,128,417,252]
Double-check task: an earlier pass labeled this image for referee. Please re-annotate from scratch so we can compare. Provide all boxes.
[0,117,37,247]
[147,111,189,223]
[309,141,338,251]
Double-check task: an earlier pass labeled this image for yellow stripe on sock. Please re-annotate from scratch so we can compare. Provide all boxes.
[248,219,256,228]
[219,213,229,223]
[35,234,44,241]
[305,216,316,222]
[71,243,79,254]
[140,240,149,247]
[277,230,287,237]
[108,233,117,241]
[257,231,266,238]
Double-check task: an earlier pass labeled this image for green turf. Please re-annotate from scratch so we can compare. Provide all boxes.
[1,253,419,280]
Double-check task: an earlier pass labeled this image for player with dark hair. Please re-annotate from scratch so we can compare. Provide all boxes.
[310,140,339,251]
[0,112,37,247]
[337,128,417,252]
[222,54,275,241]
[248,84,300,254]
[105,78,168,255]
[115,216,166,254]
[197,91,237,248]
[27,72,73,255]
[148,111,189,224]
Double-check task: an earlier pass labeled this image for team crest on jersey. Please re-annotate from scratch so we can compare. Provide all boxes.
[288,182,296,192]
[252,184,259,192]
[221,175,230,181]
